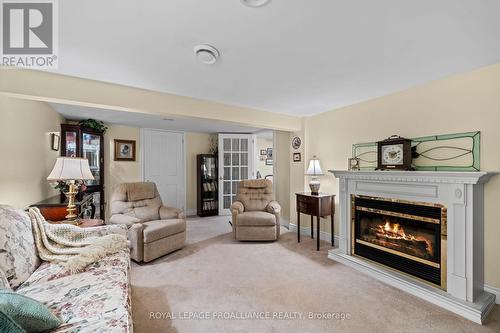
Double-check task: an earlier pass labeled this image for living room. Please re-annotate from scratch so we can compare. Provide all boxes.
[1,1,499,332]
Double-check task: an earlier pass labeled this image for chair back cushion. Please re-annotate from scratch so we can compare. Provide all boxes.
[110,182,162,222]
[0,205,41,289]
[236,179,273,212]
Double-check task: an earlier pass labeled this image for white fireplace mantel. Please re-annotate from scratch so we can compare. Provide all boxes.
[328,170,496,324]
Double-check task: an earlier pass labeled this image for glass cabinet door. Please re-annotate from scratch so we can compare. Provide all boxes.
[64,131,78,157]
[82,132,101,186]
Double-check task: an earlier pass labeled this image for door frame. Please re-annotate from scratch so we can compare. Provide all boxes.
[218,133,256,216]
[140,128,187,212]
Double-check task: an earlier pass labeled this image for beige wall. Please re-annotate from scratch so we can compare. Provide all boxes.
[256,136,273,178]
[274,131,291,223]
[289,123,306,225]
[185,132,214,214]
[0,69,302,132]
[104,125,141,218]
[104,127,214,216]
[0,96,64,208]
[303,63,500,288]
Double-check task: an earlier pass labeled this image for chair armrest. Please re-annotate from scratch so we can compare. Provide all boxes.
[109,214,141,226]
[159,206,185,219]
[128,223,144,261]
[266,201,281,214]
[230,201,244,215]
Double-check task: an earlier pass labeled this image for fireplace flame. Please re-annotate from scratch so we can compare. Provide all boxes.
[378,220,433,254]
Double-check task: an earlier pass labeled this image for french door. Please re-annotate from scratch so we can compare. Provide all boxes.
[218,134,256,216]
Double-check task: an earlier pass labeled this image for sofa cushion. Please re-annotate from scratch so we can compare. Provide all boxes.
[16,249,131,333]
[0,309,24,333]
[0,269,10,290]
[0,205,41,289]
[143,219,186,243]
[0,289,62,333]
[236,211,276,226]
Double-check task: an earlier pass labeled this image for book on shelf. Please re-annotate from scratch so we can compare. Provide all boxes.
[202,200,218,211]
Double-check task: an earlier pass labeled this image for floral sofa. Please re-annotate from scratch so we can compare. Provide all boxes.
[0,205,133,332]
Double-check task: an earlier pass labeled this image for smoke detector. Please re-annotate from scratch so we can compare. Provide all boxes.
[194,44,220,65]
[241,0,272,8]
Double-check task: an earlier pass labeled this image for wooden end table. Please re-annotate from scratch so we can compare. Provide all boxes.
[296,192,335,251]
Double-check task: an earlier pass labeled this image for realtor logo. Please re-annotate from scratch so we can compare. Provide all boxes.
[1,0,58,68]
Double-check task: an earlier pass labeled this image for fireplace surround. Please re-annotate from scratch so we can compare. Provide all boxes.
[329,170,495,324]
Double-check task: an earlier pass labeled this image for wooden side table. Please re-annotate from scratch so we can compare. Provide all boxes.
[49,219,105,228]
[296,192,335,251]
[30,193,96,222]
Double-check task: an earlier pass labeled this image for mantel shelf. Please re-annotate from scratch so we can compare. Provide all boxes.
[328,170,495,185]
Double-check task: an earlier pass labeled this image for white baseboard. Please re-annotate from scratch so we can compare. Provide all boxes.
[280,218,290,228]
[484,284,500,305]
[288,223,339,247]
[185,209,197,217]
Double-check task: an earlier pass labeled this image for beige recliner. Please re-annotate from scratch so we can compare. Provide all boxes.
[230,179,281,241]
[109,182,186,262]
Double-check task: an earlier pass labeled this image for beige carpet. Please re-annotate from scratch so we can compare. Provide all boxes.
[131,216,500,333]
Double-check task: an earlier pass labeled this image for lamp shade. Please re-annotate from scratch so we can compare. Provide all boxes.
[305,156,324,176]
[47,157,95,181]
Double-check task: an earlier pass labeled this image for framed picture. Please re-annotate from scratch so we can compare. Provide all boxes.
[260,149,267,155]
[265,159,273,166]
[51,133,60,151]
[266,148,273,159]
[293,152,301,162]
[114,139,136,161]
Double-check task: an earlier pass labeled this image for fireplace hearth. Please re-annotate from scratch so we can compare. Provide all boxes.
[352,196,446,287]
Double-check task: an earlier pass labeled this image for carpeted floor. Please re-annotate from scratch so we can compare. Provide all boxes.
[131,216,500,333]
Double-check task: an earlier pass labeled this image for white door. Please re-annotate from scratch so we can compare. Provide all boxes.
[143,129,185,211]
[218,134,256,216]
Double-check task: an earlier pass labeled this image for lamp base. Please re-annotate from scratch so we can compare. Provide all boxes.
[64,182,79,223]
[309,179,320,195]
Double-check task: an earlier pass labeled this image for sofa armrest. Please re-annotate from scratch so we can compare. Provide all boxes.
[230,201,244,215]
[83,224,129,238]
[109,214,141,226]
[159,206,185,220]
[266,201,281,214]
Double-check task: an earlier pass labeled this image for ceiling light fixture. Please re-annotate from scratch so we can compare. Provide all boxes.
[194,44,220,65]
[240,0,272,8]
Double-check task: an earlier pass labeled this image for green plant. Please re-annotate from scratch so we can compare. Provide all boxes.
[78,119,108,133]
[52,181,69,193]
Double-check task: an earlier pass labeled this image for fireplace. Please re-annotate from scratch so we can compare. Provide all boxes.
[352,195,447,288]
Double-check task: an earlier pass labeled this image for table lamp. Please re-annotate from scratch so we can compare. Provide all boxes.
[47,157,94,224]
[305,155,324,195]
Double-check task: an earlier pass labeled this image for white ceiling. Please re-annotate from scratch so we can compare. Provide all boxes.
[49,103,261,133]
[51,0,500,116]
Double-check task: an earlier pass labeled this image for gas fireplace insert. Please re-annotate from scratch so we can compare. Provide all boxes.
[352,195,447,288]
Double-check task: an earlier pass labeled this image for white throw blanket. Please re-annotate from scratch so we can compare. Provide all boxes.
[28,208,128,273]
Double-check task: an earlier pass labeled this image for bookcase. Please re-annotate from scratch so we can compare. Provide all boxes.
[197,154,218,217]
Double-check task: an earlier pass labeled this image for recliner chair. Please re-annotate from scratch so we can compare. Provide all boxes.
[230,179,281,241]
[109,182,186,262]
